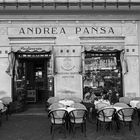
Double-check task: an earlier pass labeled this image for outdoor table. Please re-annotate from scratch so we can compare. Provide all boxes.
[58,107,76,113]
[94,99,110,106]
[130,100,140,108]
[59,99,74,107]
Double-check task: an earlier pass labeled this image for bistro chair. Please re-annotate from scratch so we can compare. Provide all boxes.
[96,107,116,135]
[117,107,136,135]
[0,102,4,126]
[136,102,140,125]
[48,109,68,140]
[69,109,87,137]
[0,97,12,120]
[48,103,65,112]
[119,97,131,106]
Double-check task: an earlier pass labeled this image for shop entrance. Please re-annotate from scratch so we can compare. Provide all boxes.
[25,58,48,103]
[13,51,52,110]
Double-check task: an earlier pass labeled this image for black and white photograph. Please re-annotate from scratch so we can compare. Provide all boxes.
[0,0,140,140]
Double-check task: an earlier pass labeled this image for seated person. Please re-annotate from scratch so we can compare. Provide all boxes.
[103,89,112,100]
[83,88,96,120]
[83,88,96,103]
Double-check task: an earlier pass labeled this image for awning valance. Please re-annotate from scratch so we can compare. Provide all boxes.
[11,45,52,53]
[84,45,124,53]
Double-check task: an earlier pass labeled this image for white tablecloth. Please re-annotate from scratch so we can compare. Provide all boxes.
[59,100,74,107]
[94,99,110,106]
[58,107,76,113]
[130,100,140,108]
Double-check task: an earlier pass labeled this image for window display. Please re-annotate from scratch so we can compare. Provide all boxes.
[84,51,122,97]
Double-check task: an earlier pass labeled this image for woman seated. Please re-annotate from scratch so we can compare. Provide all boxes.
[83,88,96,103]
[83,87,96,120]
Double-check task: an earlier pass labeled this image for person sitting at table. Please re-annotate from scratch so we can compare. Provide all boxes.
[103,89,112,101]
[83,88,96,103]
[83,88,96,120]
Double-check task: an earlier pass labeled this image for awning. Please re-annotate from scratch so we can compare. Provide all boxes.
[0,0,140,9]
[5,45,52,76]
[10,45,51,53]
[84,45,124,53]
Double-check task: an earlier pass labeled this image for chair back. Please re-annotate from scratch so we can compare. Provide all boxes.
[0,102,4,110]
[48,103,65,111]
[97,108,116,121]
[69,109,87,123]
[70,103,87,110]
[119,97,131,105]
[114,102,129,108]
[47,97,59,105]
[48,109,68,124]
[0,97,12,105]
[117,108,135,121]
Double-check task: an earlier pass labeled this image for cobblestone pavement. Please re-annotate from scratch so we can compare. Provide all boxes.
[0,112,140,140]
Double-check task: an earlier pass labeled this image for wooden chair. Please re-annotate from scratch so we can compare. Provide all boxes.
[135,102,140,125]
[96,107,116,135]
[69,109,87,137]
[48,109,68,140]
[117,107,136,135]
[0,102,4,126]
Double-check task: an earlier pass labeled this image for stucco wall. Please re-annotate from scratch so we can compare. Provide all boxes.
[0,17,139,97]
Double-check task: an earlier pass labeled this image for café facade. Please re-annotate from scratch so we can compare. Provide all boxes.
[0,0,140,104]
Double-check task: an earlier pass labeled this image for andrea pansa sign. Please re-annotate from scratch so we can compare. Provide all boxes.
[19,26,114,35]
[8,25,121,36]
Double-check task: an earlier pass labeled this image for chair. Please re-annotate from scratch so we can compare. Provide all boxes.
[96,107,116,135]
[69,109,87,137]
[136,102,140,125]
[48,109,68,140]
[117,108,136,135]
[70,103,87,110]
[0,97,12,120]
[119,97,131,105]
[48,103,65,111]
[0,102,4,126]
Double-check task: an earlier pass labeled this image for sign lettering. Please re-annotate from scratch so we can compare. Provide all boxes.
[18,26,115,35]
